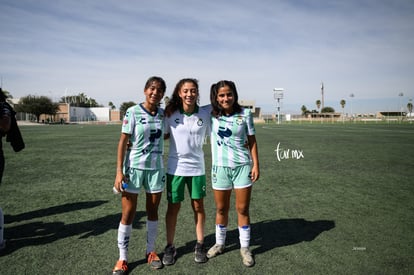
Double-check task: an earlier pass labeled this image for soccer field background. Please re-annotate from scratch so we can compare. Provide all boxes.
[0,122,413,274]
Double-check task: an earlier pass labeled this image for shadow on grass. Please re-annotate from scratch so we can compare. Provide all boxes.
[1,200,147,256]
[4,200,108,223]
[156,218,335,263]
[250,219,335,254]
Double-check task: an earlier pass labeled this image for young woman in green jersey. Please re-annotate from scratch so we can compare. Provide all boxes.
[162,78,211,265]
[112,76,166,274]
[207,80,260,267]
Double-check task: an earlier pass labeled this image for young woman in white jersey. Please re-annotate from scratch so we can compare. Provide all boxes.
[207,80,260,267]
[162,78,211,265]
[112,76,166,274]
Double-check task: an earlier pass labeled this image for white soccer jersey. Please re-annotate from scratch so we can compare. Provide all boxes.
[210,108,255,168]
[165,105,211,176]
[122,103,164,170]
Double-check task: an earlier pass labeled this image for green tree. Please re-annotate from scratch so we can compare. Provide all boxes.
[108,101,116,110]
[340,99,346,116]
[321,106,335,113]
[301,105,308,116]
[0,88,14,104]
[340,99,346,109]
[163,96,170,108]
[119,101,136,118]
[407,102,413,118]
[15,95,60,123]
[316,100,321,113]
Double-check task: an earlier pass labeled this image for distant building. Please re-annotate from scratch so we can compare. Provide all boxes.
[239,99,262,118]
[49,103,121,123]
[12,100,121,123]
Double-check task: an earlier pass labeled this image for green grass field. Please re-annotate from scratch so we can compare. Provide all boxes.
[0,122,413,274]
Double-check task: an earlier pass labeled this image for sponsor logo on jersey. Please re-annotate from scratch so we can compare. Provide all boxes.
[217,126,232,139]
[149,128,162,142]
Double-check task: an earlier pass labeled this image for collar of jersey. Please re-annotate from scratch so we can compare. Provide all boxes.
[139,103,158,116]
[180,105,199,116]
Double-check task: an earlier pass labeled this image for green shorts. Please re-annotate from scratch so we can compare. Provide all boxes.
[124,167,166,194]
[211,164,252,190]
[166,174,206,203]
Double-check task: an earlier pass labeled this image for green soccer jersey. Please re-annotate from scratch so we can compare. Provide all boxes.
[211,108,255,167]
[122,103,164,170]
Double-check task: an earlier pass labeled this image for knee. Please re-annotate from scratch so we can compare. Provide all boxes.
[236,205,249,216]
[192,202,205,214]
[216,206,228,216]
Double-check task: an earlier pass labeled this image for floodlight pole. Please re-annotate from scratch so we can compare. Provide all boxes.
[273,88,284,125]
[349,93,355,120]
[398,92,404,121]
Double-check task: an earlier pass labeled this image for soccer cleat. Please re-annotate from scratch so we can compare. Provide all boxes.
[194,242,208,263]
[147,251,163,269]
[240,247,255,267]
[162,244,177,266]
[112,260,128,275]
[206,244,225,258]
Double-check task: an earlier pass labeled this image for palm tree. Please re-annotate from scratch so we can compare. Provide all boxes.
[301,105,308,116]
[340,99,346,109]
[163,96,170,108]
[408,102,413,123]
[316,100,321,113]
[340,99,346,122]
[0,88,14,104]
[108,101,116,110]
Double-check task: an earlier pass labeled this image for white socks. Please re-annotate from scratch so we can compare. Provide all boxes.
[239,225,251,248]
[215,224,227,245]
[117,220,159,260]
[215,224,251,248]
[117,223,132,261]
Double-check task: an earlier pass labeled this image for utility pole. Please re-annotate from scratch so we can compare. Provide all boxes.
[321,82,324,110]
[273,88,284,125]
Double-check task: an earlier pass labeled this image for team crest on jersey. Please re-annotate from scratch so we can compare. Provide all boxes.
[123,119,129,125]
[236,116,243,125]
[197,119,203,126]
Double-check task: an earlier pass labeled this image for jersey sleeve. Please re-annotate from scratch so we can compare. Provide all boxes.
[121,106,135,134]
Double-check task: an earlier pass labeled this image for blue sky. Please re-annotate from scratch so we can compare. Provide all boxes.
[1,0,413,115]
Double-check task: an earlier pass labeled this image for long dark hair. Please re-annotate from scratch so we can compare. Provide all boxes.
[165,78,199,117]
[210,80,242,117]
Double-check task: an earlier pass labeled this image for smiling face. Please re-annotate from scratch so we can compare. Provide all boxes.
[144,81,165,106]
[216,85,235,114]
[179,81,198,108]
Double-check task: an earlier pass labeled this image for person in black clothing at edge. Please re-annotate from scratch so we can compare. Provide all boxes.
[0,87,25,252]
